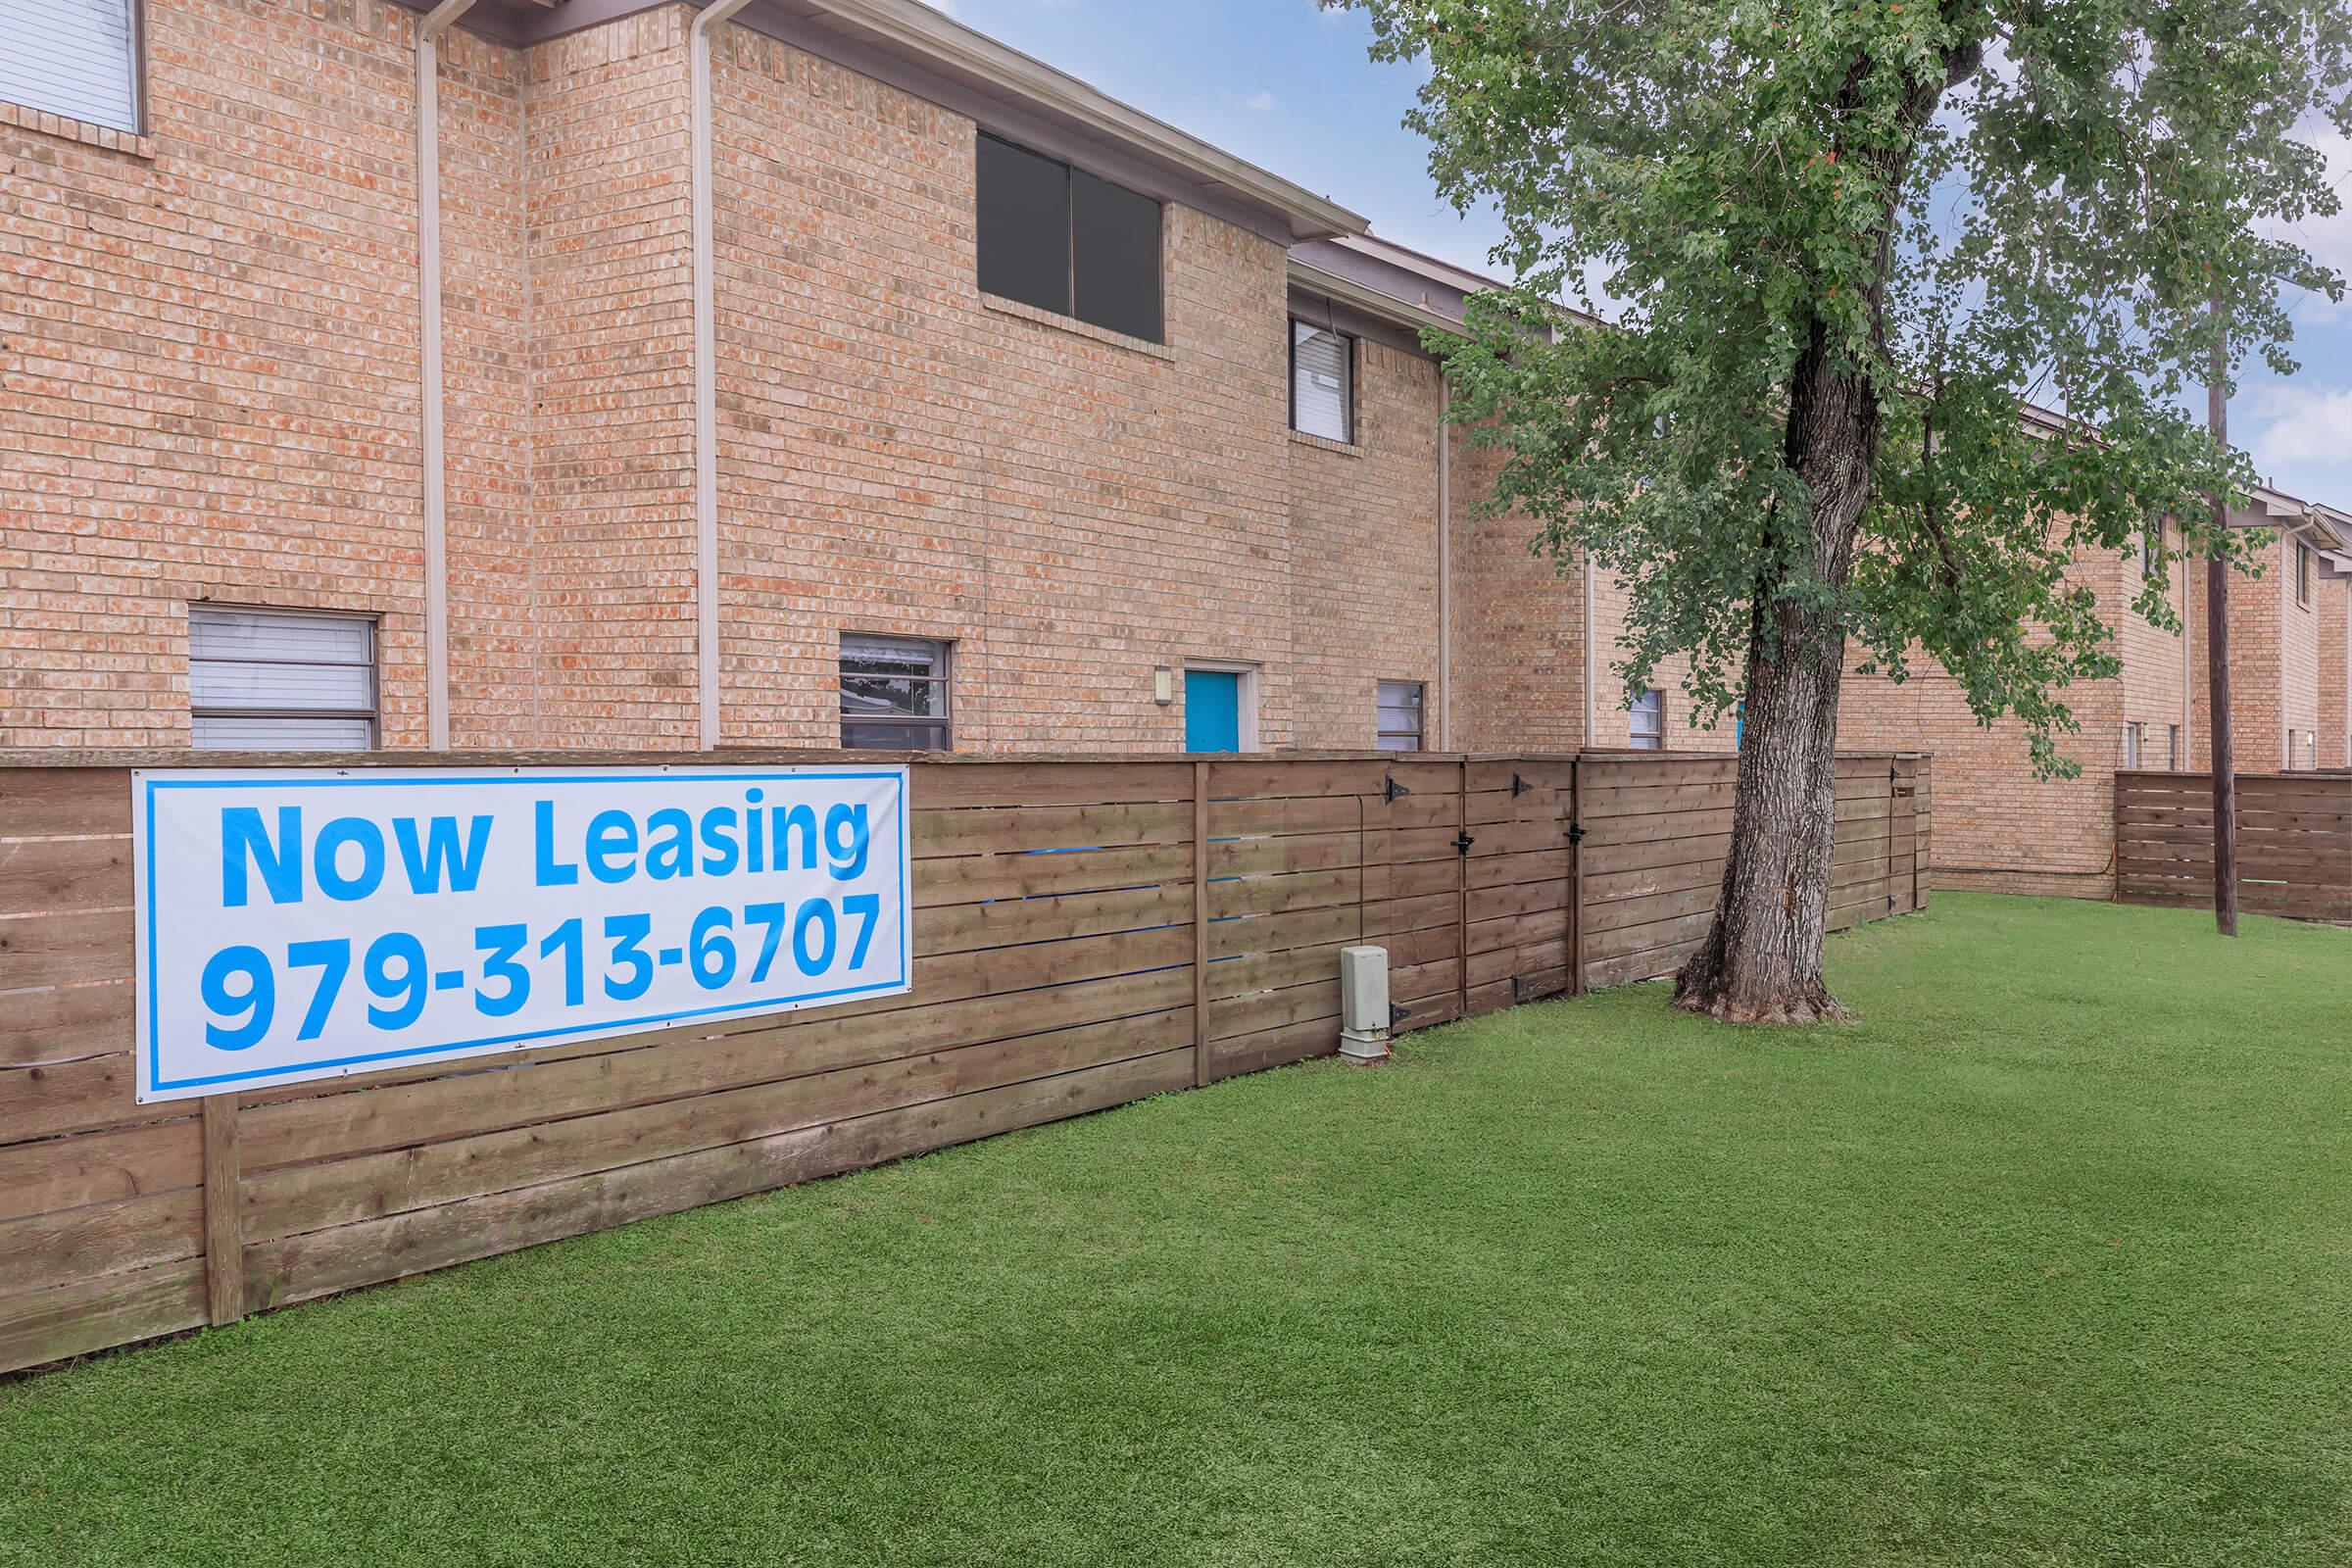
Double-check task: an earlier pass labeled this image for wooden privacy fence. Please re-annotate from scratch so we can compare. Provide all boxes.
[0,749,1929,1374]
[2115,770,2352,924]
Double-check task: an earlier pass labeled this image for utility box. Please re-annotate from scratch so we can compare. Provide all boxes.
[1338,945,1392,1066]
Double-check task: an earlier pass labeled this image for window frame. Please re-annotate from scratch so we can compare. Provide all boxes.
[974,131,1164,344]
[1289,318,1356,445]
[1375,679,1425,752]
[2296,539,2314,608]
[2168,724,2181,771]
[1,0,145,136]
[839,632,955,752]
[1629,688,1666,751]
[2124,722,2141,771]
[187,603,379,751]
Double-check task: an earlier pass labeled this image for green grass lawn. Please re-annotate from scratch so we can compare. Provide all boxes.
[5,895,2350,1567]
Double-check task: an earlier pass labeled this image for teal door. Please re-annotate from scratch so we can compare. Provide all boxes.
[1185,669,1242,752]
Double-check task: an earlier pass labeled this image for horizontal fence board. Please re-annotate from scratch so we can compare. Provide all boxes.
[0,979,132,1067]
[0,1187,205,1298]
[0,1258,208,1374]
[0,1118,202,1225]
[0,907,134,990]
[0,769,133,838]
[0,834,133,918]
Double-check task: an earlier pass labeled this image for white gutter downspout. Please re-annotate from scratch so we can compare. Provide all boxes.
[1437,375,1452,750]
[692,0,758,751]
[417,0,473,751]
[1582,549,1598,748]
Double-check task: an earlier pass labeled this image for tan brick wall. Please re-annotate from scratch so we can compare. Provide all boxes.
[1446,430,1587,752]
[1285,339,1443,749]
[2,0,457,748]
[704,29,1298,751]
[2186,532,2286,773]
[439,24,535,748]
[2279,537,2323,768]
[1836,530,2167,899]
[2319,573,2350,768]
[524,12,698,747]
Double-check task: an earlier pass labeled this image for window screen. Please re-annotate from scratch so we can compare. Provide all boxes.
[2124,722,2141,770]
[1292,321,1353,443]
[1072,169,1162,343]
[1629,689,1664,750]
[0,0,139,134]
[841,634,952,751]
[1376,680,1424,752]
[975,133,1162,343]
[976,133,1070,318]
[188,606,376,751]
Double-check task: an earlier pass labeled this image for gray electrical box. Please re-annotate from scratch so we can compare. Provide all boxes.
[1338,945,1392,1065]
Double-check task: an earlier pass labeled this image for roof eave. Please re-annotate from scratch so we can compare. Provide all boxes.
[774,0,1368,241]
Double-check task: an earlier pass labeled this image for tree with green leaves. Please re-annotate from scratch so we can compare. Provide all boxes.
[1336,0,2352,1021]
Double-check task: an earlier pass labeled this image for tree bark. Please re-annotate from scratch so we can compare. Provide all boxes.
[1674,324,1877,1023]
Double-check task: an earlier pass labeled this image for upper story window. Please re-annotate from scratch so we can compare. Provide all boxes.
[976,132,1163,344]
[2296,539,2314,608]
[1376,680,1424,752]
[1629,688,1665,751]
[189,605,377,751]
[1292,321,1354,443]
[841,634,953,751]
[1,0,141,135]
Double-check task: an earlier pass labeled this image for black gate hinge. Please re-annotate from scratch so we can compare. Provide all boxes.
[1566,822,1587,845]
[1889,763,1898,783]
[1453,831,1477,855]
[1511,772,1533,797]
[1389,1003,1410,1027]
[1385,775,1411,803]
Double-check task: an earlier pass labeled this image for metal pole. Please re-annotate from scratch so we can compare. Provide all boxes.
[2206,297,2239,937]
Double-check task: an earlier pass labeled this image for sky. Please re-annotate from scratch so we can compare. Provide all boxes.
[926,0,2352,509]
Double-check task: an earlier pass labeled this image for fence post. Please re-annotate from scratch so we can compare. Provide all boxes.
[202,1094,243,1327]
[1568,755,1585,994]
[1456,758,1471,1018]
[1193,760,1210,1089]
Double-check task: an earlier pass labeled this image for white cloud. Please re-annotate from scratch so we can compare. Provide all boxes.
[2241,383,2352,502]
[1244,89,1277,112]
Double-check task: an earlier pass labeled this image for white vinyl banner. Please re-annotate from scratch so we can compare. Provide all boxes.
[132,765,911,1103]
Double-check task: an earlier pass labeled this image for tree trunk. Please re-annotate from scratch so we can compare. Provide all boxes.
[2205,304,2239,938]
[1673,32,1978,1023]
[1674,330,1878,1024]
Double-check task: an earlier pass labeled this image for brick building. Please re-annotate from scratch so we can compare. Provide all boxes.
[1838,484,2352,898]
[0,0,1746,761]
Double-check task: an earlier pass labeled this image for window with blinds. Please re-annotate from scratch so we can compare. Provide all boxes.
[188,606,377,751]
[1291,320,1353,443]
[1376,680,1424,751]
[0,0,141,135]
[841,634,953,751]
[1629,689,1665,750]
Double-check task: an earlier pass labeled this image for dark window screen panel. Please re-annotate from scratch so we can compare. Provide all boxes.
[976,133,1070,317]
[1072,169,1163,342]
